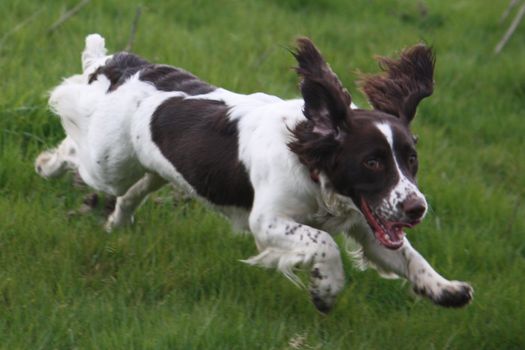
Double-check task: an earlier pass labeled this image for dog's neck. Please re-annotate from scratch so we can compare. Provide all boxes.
[309,173,363,233]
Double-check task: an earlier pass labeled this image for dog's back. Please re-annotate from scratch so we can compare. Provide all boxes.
[47,34,284,198]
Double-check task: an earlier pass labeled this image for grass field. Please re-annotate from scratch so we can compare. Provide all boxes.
[1,0,524,349]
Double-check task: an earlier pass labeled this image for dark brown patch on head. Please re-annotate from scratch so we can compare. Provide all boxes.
[288,39,426,211]
[320,113,406,203]
[359,44,435,124]
[151,97,253,208]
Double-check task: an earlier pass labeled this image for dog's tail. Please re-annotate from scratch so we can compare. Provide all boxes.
[49,34,109,146]
[81,33,107,72]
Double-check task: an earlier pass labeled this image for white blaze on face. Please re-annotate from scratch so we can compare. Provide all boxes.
[375,123,427,220]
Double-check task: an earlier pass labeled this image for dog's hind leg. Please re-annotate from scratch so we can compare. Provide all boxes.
[358,235,474,308]
[105,172,166,232]
[35,136,78,179]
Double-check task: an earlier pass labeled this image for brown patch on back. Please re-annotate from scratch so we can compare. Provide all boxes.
[140,65,215,95]
[88,53,150,91]
[151,97,253,209]
[89,52,215,95]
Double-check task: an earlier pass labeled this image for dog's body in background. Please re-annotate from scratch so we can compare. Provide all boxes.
[36,34,472,311]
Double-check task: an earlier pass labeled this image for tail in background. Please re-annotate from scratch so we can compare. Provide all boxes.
[49,34,109,146]
[81,33,107,72]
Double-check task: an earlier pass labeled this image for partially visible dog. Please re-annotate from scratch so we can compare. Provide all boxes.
[36,34,473,312]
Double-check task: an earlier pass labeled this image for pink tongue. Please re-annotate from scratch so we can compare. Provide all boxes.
[360,197,405,247]
[386,225,402,242]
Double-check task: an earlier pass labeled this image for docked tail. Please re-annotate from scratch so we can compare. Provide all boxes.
[81,33,107,72]
[49,34,109,146]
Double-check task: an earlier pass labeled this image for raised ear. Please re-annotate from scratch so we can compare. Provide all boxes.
[293,38,352,136]
[359,44,435,124]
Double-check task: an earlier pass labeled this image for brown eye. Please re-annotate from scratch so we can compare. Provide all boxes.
[408,154,418,166]
[364,158,383,171]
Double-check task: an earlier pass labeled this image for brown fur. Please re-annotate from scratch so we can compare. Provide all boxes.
[292,38,352,133]
[89,52,215,95]
[359,44,435,123]
[288,38,353,173]
[151,97,254,209]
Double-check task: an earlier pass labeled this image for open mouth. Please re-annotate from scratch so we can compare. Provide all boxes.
[359,197,416,250]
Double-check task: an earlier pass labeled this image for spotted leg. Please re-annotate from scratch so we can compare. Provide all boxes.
[244,212,345,313]
[35,136,78,178]
[105,172,166,231]
[356,233,473,307]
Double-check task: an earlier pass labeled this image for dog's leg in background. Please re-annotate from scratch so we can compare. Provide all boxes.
[357,235,473,307]
[35,136,78,178]
[105,173,166,231]
[244,211,345,313]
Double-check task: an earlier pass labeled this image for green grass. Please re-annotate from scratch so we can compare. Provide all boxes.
[1,0,524,348]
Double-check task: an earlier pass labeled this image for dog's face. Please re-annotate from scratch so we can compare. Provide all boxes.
[289,38,434,249]
[324,111,427,249]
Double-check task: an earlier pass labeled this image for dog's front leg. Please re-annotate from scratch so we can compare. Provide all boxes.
[244,213,345,313]
[359,236,473,307]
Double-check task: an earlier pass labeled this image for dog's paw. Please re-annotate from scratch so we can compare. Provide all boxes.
[35,150,66,178]
[415,280,473,308]
[308,266,345,314]
[104,210,134,232]
[434,281,473,308]
[310,292,335,314]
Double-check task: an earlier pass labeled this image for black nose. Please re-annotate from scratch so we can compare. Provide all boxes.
[402,196,426,220]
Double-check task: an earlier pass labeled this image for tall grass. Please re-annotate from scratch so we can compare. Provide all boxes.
[0,0,524,348]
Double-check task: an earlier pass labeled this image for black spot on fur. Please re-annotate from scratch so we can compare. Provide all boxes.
[413,286,426,296]
[151,97,254,209]
[311,268,323,280]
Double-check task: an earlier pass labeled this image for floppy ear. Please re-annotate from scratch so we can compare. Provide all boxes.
[359,44,435,124]
[293,38,352,136]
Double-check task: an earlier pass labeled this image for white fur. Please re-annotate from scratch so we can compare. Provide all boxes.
[36,34,472,310]
[375,122,428,220]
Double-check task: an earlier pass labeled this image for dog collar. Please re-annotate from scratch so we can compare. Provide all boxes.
[310,169,320,183]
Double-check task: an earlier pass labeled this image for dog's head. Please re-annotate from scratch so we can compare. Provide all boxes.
[289,38,435,249]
